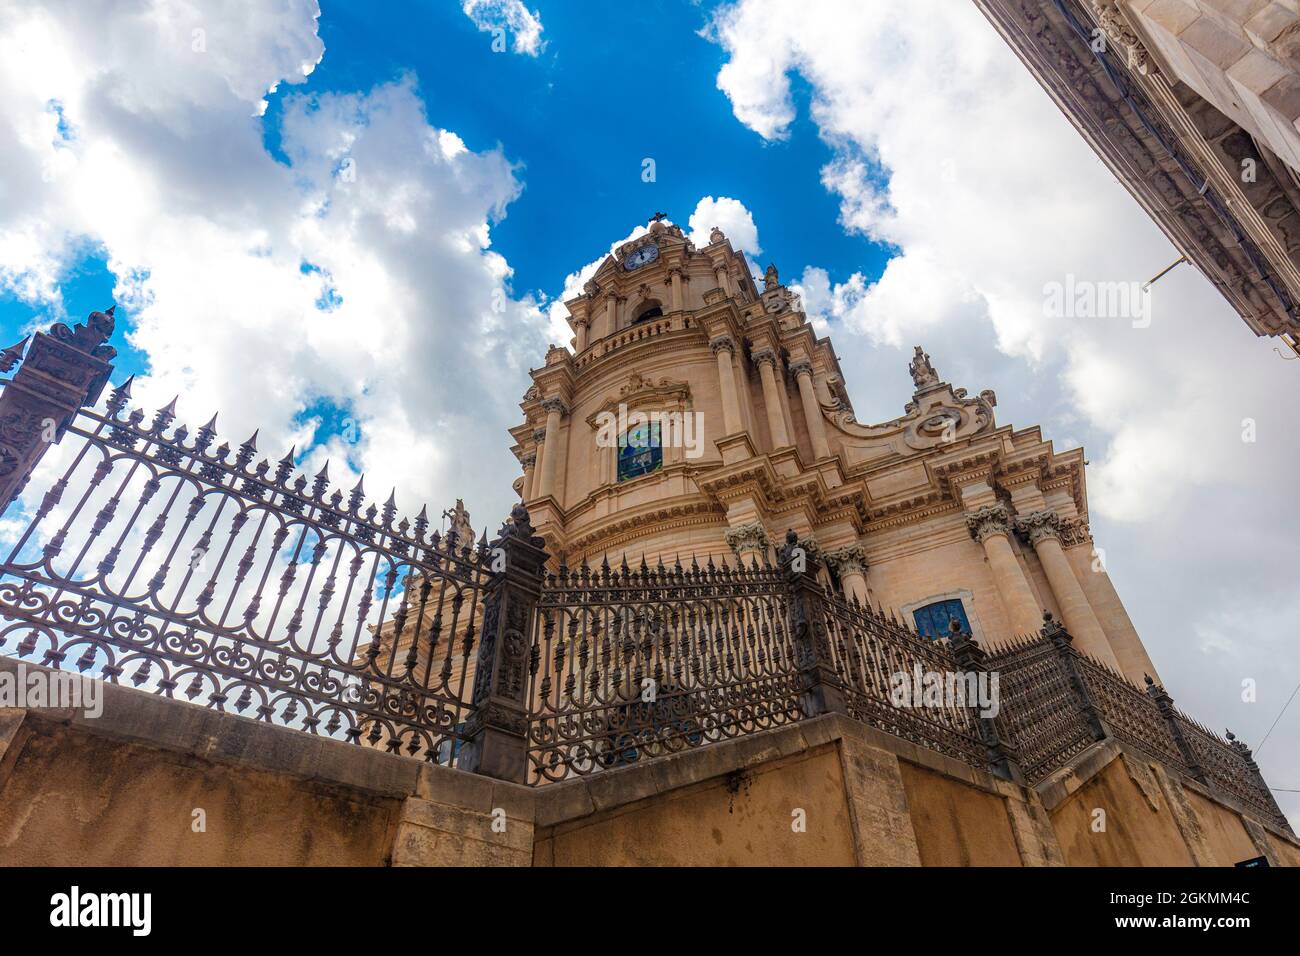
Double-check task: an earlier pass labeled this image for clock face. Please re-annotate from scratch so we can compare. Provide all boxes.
[623,244,659,270]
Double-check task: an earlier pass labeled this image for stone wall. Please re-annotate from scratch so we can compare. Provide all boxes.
[0,657,1293,866]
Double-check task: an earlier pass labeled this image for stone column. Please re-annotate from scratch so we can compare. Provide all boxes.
[604,295,619,338]
[711,336,742,436]
[574,318,589,352]
[714,265,733,297]
[1015,510,1120,669]
[668,267,684,312]
[529,429,546,499]
[537,398,567,499]
[789,360,831,461]
[752,349,791,449]
[965,505,1042,638]
[824,545,868,604]
[520,453,536,501]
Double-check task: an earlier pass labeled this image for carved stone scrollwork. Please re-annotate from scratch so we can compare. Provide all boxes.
[532,428,546,444]
[540,397,569,417]
[1088,0,1154,75]
[709,335,736,356]
[724,521,770,558]
[965,504,1013,543]
[787,359,813,379]
[1014,509,1062,545]
[750,348,778,371]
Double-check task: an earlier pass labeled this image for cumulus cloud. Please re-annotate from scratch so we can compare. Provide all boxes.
[707,0,1300,821]
[0,0,548,542]
[461,0,546,56]
[687,195,761,258]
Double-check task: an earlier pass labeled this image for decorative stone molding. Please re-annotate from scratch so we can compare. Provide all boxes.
[520,454,537,469]
[709,335,736,356]
[532,428,546,444]
[823,544,867,577]
[965,504,1013,543]
[1059,516,1092,548]
[540,397,569,417]
[724,521,770,557]
[750,348,778,370]
[1087,0,1153,76]
[1014,509,1062,545]
[787,360,813,379]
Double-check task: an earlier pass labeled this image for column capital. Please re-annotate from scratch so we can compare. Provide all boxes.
[1014,509,1062,545]
[724,521,770,558]
[532,427,546,444]
[520,453,536,468]
[751,347,779,370]
[709,335,736,356]
[787,359,814,379]
[823,544,867,576]
[540,397,569,417]
[965,503,1013,543]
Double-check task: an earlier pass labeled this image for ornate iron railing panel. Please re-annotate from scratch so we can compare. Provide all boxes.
[1174,711,1287,829]
[1076,656,1190,775]
[986,635,1097,781]
[819,594,986,767]
[0,385,491,763]
[525,558,805,784]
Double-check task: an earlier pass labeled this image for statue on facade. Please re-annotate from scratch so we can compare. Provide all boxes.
[444,499,474,546]
[763,263,780,291]
[909,345,940,390]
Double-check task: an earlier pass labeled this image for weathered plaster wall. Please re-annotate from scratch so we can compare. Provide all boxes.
[898,761,1024,866]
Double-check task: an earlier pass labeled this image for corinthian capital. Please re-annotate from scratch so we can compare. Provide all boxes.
[787,359,813,379]
[710,335,736,356]
[751,348,778,371]
[965,504,1012,543]
[823,544,867,577]
[724,521,769,557]
[1015,509,1062,545]
[540,397,569,417]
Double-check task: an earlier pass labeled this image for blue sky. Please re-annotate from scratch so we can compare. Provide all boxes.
[0,0,890,373]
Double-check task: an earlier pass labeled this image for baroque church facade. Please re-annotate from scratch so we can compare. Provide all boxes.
[510,218,1160,684]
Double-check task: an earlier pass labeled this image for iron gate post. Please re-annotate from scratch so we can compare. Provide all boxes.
[0,309,116,509]
[777,529,847,718]
[459,503,548,782]
[1041,611,1110,743]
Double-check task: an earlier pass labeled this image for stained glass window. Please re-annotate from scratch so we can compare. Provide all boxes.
[913,598,971,640]
[617,421,662,482]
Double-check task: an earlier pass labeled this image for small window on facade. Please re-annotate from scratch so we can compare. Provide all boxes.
[913,598,970,640]
[633,305,663,324]
[617,421,662,482]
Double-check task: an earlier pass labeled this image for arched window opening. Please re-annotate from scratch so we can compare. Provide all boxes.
[633,302,663,324]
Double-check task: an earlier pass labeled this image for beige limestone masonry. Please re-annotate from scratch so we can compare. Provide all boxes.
[503,221,1161,685]
[3,658,1293,866]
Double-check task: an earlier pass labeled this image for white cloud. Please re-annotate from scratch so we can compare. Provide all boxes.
[461,0,546,56]
[687,195,761,258]
[0,0,548,543]
[707,0,1300,822]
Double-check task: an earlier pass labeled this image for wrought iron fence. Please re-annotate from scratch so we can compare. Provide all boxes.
[0,314,491,763]
[0,311,1289,833]
[525,555,805,784]
[984,631,1098,781]
[819,592,987,767]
